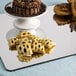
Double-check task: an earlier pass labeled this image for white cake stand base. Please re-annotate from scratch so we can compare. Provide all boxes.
[14,18,40,30]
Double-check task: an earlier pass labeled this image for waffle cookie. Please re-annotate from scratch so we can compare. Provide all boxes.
[8,38,20,50]
[17,54,33,62]
[40,39,56,54]
[32,53,44,58]
[8,31,56,62]
[70,0,76,17]
[31,40,45,54]
[16,31,31,38]
[53,14,71,25]
[17,43,33,56]
[54,3,71,16]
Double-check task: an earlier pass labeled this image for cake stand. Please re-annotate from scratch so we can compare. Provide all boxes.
[5,2,47,38]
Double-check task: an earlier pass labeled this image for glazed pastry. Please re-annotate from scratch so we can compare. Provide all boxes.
[53,14,71,25]
[54,3,71,16]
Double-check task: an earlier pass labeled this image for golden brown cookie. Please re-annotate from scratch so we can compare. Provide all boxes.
[8,31,56,62]
[32,53,44,58]
[67,0,72,3]
[45,45,56,54]
[53,14,71,25]
[54,3,71,16]
[37,43,45,54]
[31,40,39,52]
[41,39,56,54]
[17,54,33,62]
[31,40,45,54]
[71,0,76,17]
[20,37,31,44]
[43,39,55,48]
[16,31,31,38]
[8,38,20,50]
[17,43,33,56]
[29,35,40,42]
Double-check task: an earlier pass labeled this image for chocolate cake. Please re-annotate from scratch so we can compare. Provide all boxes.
[12,0,41,16]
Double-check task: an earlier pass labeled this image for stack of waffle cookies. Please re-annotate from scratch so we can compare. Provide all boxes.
[53,0,76,32]
[8,31,56,62]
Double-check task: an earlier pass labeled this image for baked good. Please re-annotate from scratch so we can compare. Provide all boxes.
[54,3,71,16]
[32,53,44,58]
[17,55,33,62]
[31,40,45,54]
[5,0,46,17]
[67,0,76,17]
[29,35,40,42]
[42,39,55,48]
[17,43,33,56]
[16,31,31,38]
[8,31,56,62]
[20,38,31,45]
[8,38,20,50]
[70,21,76,32]
[12,0,41,16]
[45,45,56,54]
[67,0,73,3]
[53,14,71,25]
[40,39,56,54]
[70,0,76,17]
[53,0,76,32]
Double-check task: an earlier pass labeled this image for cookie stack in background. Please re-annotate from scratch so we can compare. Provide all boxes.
[53,0,76,32]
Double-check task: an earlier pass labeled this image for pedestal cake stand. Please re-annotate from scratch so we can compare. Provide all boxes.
[5,2,47,38]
